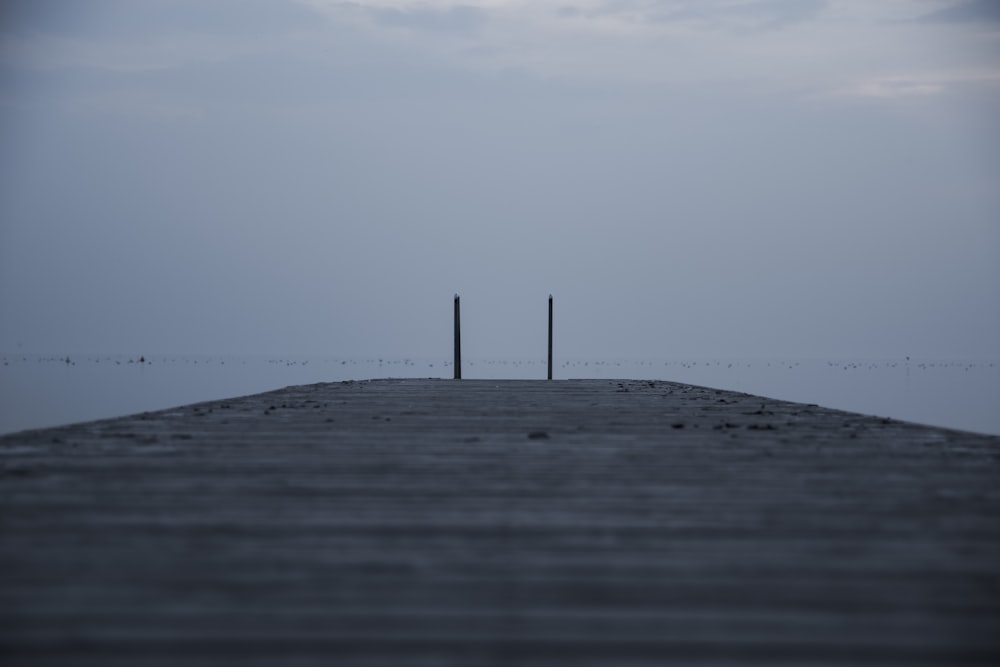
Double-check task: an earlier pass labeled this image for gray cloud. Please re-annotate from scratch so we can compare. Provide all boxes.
[0,0,92,37]
[0,0,319,39]
[917,0,1000,24]
[556,6,584,20]
[609,0,828,30]
[370,5,488,33]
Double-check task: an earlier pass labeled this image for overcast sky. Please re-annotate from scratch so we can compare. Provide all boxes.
[1,0,998,361]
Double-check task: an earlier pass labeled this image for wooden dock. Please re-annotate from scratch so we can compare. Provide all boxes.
[2,379,999,666]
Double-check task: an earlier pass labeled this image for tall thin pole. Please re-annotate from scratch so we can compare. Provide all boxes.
[453,294,461,380]
[547,294,553,380]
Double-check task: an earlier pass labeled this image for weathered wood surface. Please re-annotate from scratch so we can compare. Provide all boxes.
[1,378,999,666]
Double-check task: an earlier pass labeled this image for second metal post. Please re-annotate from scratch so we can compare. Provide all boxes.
[454,294,461,380]
[547,294,553,380]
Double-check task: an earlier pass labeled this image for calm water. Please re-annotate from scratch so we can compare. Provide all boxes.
[1,354,998,436]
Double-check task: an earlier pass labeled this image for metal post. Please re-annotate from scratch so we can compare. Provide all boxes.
[453,294,461,380]
[547,294,553,380]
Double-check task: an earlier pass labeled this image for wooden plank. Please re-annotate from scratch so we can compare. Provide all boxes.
[1,379,999,666]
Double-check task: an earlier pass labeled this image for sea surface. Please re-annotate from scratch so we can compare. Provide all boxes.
[1,354,998,436]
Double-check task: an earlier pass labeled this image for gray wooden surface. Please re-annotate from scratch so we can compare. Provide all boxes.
[2,379,999,666]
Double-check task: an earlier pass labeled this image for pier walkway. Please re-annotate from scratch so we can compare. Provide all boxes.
[2,379,999,665]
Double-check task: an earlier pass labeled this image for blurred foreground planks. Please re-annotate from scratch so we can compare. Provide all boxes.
[2,379,999,666]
